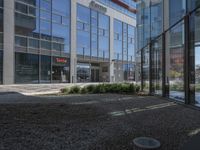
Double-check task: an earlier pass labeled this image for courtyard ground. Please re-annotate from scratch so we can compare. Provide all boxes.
[0,93,200,150]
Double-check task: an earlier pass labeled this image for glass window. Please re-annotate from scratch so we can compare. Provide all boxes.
[41,55,51,83]
[142,46,150,92]
[77,4,90,57]
[41,40,51,50]
[77,4,90,23]
[150,0,163,39]
[165,21,185,101]
[40,10,51,20]
[151,37,163,95]
[52,57,70,83]
[52,0,70,16]
[190,8,200,106]
[77,63,91,82]
[40,20,51,35]
[15,36,27,47]
[169,0,186,26]
[15,2,28,14]
[40,0,51,11]
[15,53,39,83]
[29,38,39,48]
[188,0,200,12]
[52,23,70,53]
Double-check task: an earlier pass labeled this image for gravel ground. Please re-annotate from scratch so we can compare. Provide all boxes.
[0,94,200,150]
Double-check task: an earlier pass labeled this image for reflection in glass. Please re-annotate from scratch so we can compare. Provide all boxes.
[52,57,70,83]
[166,21,185,101]
[142,46,150,92]
[41,55,51,83]
[15,53,39,83]
[152,37,162,95]
[77,63,91,82]
[190,8,200,106]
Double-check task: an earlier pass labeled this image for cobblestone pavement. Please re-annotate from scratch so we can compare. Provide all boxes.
[0,94,200,150]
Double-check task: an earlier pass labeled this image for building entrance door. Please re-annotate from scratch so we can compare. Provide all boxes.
[52,66,69,83]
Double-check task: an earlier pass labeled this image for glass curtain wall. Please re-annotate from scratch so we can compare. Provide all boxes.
[77,4,90,56]
[15,53,39,83]
[14,0,70,83]
[0,0,3,84]
[114,19,136,81]
[190,7,200,106]
[142,45,150,92]
[77,4,110,60]
[98,13,109,59]
[166,21,185,101]
[114,19,123,60]
[137,0,200,106]
[151,37,162,95]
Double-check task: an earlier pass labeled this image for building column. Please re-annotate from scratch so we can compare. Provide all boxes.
[109,17,115,82]
[3,0,15,84]
[70,0,77,83]
[163,0,170,97]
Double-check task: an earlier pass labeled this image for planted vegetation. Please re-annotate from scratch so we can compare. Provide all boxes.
[60,83,140,95]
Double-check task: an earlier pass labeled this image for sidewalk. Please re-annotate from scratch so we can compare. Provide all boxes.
[0,83,100,96]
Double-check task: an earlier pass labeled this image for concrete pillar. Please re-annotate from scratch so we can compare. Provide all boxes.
[3,0,15,84]
[109,17,115,82]
[70,0,77,83]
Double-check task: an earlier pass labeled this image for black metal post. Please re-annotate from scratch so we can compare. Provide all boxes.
[184,15,190,104]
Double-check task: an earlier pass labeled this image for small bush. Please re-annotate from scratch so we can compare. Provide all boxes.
[109,83,121,93]
[86,85,96,93]
[81,87,88,94]
[94,84,106,93]
[60,88,69,94]
[121,84,130,93]
[135,84,140,93]
[69,86,80,94]
[129,83,136,94]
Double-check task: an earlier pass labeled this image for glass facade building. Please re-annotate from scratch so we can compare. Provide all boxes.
[1,0,136,84]
[137,0,200,107]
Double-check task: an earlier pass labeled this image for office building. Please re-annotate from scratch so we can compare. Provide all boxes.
[0,0,136,84]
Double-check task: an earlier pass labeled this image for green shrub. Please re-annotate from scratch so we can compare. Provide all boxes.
[129,83,136,94]
[60,88,69,94]
[121,84,130,93]
[93,84,106,93]
[69,86,80,94]
[103,84,112,93]
[86,85,96,93]
[135,84,140,93]
[109,83,121,93]
[81,87,88,94]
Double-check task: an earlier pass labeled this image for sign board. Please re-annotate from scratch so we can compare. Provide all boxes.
[53,57,69,65]
[89,1,107,14]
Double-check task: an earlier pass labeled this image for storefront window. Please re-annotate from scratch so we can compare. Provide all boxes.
[15,53,39,83]
[77,63,91,82]
[41,55,51,83]
[52,57,70,83]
